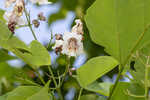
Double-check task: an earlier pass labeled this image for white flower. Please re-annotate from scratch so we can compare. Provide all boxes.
[13,0,25,17]
[52,40,64,54]
[61,32,84,57]
[52,34,63,49]
[52,40,64,50]
[16,15,25,25]
[3,11,25,25]
[5,0,16,8]
[30,0,52,5]
[71,19,84,35]
[53,19,84,57]
[3,0,25,25]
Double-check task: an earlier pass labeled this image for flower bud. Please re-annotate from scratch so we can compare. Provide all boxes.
[55,45,63,54]
[38,12,46,21]
[55,34,63,40]
[71,19,84,35]
[8,21,17,34]
[32,19,40,28]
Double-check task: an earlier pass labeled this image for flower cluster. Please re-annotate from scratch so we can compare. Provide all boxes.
[53,19,84,57]
[32,12,46,28]
[4,0,25,33]
[4,0,51,33]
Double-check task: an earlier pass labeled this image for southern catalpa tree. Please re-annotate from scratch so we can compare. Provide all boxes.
[0,0,150,100]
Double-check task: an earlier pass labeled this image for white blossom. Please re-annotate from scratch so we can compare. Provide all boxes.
[53,19,84,57]
[3,11,25,25]
[71,19,84,35]
[3,0,25,25]
[52,40,63,54]
[52,40,64,50]
[30,0,52,5]
[5,0,16,8]
[13,0,24,17]
[61,32,84,57]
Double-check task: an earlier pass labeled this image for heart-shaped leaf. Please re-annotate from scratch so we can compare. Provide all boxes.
[5,82,50,100]
[85,0,150,66]
[77,56,118,87]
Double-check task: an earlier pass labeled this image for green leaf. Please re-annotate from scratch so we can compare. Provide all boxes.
[111,82,145,100]
[62,0,78,11]
[130,55,145,85]
[0,9,6,23]
[0,62,30,91]
[97,96,106,100]
[27,81,50,100]
[0,25,29,52]
[0,62,18,82]
[80,94,106,100]
[0,81,2,94]
[6,82,50,100]
[140,43,150,56]
[6,86,41,100]
[80,94,104,100]
[77,56,118,87]
[130,42,150,87]
[85,0,150,65]
[79,0,96,12]
[0,22,51,69]
[0,21,30,52]
[48,0,58,3]
[85,82,112,96]
[0,49,16,62]
[0,93,9,100]
[0,95,7,100]
[0,62,30,93]
[13,40,51,69]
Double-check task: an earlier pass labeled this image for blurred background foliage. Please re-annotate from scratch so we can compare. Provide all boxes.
[0,0,122,100]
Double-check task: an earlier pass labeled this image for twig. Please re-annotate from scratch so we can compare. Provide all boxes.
[34,69,46,85]
[107,65,124,100]
[24,8,38,40]
[59,57,70,87]
[47,29,53,49]
[48,65,64,100]
[78,88,83,100]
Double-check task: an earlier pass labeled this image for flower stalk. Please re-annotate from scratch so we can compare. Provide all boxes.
[24,8,38,40]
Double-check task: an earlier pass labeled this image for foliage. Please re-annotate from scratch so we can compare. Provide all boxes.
[77,56,118,87]
[0,0,150,100]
